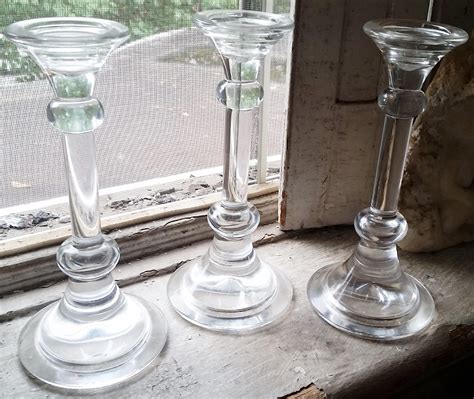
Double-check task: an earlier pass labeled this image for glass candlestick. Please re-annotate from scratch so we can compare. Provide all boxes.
[5,18,167,390]
[308,19,468,340]
[167,10,294,333]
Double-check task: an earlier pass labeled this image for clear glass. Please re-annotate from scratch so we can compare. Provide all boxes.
[1,1,292,213]
[308,19,468,340]
[167,10,294,333]
[4,18,167,390]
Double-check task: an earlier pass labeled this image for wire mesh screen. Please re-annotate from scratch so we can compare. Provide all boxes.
[0,1,292,210]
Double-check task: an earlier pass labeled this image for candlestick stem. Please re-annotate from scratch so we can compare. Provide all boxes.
[308,19,468,340]
[6,17,167,389]
[168,10,294,333]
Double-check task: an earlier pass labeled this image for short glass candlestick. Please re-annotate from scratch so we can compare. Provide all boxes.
[308,19,468,340]
[167,10,294,333]
[5,18,167,390]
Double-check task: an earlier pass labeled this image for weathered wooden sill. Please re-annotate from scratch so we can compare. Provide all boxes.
[0,225,473,398]
[0,184,278,296]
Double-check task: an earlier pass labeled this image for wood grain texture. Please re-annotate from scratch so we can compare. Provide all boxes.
[0,223,289,321]
[0,190,278,296]
[281,0,348,230]
[280,0,436,230]
[336,0,388,102]
[0,183,278,258]
[1,226,473,398]
[283,384,327,399]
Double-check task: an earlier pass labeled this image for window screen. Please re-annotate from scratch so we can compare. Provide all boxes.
[0,1,292,213]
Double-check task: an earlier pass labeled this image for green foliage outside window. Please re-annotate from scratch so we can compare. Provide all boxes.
[0,0,239,81]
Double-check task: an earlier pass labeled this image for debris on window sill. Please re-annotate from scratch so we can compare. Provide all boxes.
[0,225,472,398]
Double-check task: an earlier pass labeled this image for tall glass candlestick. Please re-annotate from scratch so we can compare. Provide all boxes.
[308,19,468,340]
[5,18,167,389]
[168,10,294,333]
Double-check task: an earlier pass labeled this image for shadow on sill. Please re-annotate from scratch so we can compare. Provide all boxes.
[394,355,474,399]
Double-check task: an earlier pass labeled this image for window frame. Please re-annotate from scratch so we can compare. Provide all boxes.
[0,0,292,294]
[4,0,469,294]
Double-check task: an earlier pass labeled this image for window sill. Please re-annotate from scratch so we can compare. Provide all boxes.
[1,225,473,397]
[0,182,278,295]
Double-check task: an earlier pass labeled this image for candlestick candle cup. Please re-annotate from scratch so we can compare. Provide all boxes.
[307,19,468,340]
[5,18,167,390]
[167,10,294,333]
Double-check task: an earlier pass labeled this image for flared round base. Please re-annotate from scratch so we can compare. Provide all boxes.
[307,264,435,341]
[18,294,167,391]
[168,261,293,334]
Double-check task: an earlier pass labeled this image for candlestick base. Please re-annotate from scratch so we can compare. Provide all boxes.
[168,255,293,334]
[168,250,292,333]
[5,17,169,390]
[167,10,294,334]
[308,255,435,341]
[18,293,167,391]
[307,19,467,341]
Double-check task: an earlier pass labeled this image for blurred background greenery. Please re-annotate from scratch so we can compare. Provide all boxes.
[1,0,293,81]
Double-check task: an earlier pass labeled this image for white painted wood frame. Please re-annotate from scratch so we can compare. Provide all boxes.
[280,0,434,230]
